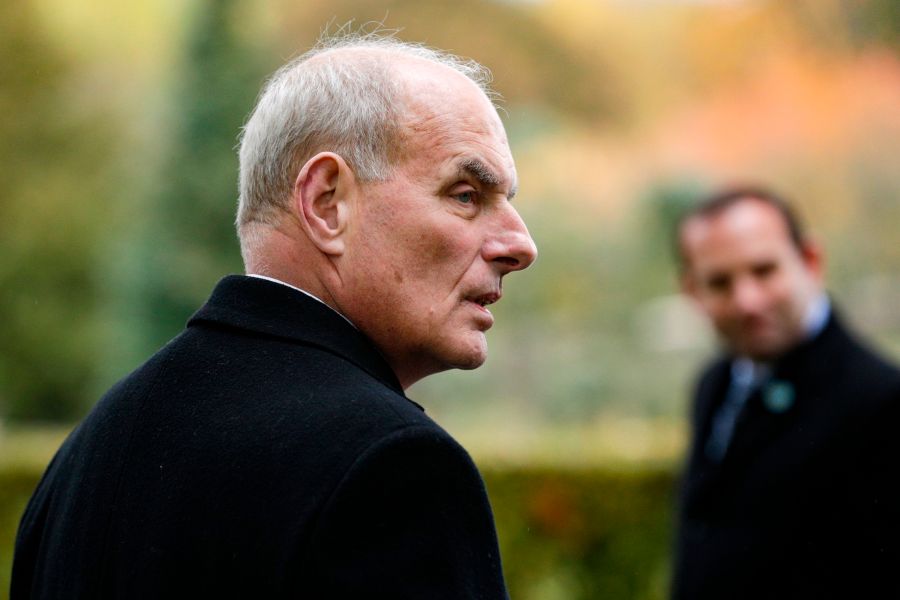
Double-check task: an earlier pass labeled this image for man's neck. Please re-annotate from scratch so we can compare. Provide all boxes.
[734,292,830,371]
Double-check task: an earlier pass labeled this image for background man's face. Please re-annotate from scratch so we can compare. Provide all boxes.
[340,60,537,387]
[681,199,822,361]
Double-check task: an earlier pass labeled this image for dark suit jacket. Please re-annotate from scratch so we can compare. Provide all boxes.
[672,309,900,599]
[12,275,508,599]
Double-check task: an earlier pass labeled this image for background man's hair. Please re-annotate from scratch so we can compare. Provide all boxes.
[236,29,496,237]
[674,185,808,270]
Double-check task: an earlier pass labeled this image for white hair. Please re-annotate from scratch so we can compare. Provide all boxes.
[236,31,496,238]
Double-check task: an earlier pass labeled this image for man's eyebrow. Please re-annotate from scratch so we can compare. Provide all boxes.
[458,158,517,199]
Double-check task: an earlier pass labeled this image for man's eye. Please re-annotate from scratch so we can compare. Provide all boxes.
[753,262,776,278]
[707,276,730,292]
[453,191,477,204]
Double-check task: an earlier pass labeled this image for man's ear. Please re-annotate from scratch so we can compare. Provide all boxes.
[680,270,698,300]
[799,238,825,283]
[293,152,356,256]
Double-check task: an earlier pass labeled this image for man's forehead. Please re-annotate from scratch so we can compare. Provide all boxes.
[682,207,770,266]
[377,54,516,192]
[399,99,516,192]
[686,201,788,243]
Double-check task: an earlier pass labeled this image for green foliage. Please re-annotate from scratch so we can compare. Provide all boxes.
[864,0,900,48]
[639,181,706,265]
[105,0,271,375]
[484,466,675,600]
[788,0,900,51]
[0,0,118,420]
[0,467,45,594]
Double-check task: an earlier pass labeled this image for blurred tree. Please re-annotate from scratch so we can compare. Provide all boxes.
[107,0,269,373]
[861,0,900,48]
[278,0,624,126]
[638,181,705,274]
[787,0,900,52]
[0,0,118,420]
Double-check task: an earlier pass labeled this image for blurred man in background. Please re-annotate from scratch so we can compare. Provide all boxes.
[12,33,536,599]
[671,186,900,599]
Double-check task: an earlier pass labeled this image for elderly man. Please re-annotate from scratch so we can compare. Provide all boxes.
[672,187,900,599]
[12,35,536,599]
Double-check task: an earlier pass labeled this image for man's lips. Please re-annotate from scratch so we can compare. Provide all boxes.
[464,291,500,327]
[740,314,773,333]
[467,290,501,308]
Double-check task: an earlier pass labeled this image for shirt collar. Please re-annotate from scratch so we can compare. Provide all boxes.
[804,293,830,340]
[730,357,769,388]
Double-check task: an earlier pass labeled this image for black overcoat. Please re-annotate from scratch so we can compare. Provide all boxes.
[12,275,508,599]
[672,309,900,599]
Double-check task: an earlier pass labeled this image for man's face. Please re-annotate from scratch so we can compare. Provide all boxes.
[339,61,537,388]
[680,199,823,361]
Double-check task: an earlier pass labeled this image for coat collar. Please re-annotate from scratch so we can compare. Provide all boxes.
[768,305,848,383]
[187,275,407,398]
[696,307,849,464]
[682,306,854,509]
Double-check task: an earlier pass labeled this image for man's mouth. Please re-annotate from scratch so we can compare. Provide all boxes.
[468,291,500,308]
[741,314,772,333]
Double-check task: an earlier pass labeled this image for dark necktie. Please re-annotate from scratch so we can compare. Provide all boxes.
[705,362,769,462]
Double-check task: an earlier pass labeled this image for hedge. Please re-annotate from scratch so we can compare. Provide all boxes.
[1,467,45,595]
[484,466,676,599]
[1,465,677,599]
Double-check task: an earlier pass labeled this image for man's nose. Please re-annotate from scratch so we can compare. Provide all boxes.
[483,203,538,273]
[732,276,766,312]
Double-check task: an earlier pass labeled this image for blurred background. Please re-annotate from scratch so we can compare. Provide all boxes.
[2,0,898,597]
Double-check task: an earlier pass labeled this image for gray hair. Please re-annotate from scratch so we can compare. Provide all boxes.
[236,31,496,233]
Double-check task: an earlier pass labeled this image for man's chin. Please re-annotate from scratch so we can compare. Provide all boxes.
[447,338,489,371]
[450,350,488,371]
[739,338,791,362]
